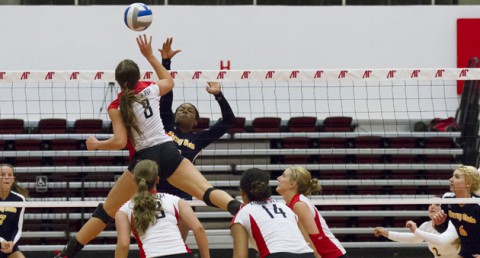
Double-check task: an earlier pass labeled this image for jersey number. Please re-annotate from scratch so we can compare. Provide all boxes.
[432,247,441,256]
[142,99,153,119]
[262,204,286,219]
[0,215,6,225]
[155,201,166,219]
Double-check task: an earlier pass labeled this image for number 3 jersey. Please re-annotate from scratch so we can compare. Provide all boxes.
[231,199,313,258]
[118,193,191,258]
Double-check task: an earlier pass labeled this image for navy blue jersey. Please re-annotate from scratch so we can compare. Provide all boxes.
[157,59,235,199]
[0,191,25,244]
[435,192,480,257]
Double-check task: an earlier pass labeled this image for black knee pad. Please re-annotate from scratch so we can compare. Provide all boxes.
[202,187,218,208]
[92,203,113,224]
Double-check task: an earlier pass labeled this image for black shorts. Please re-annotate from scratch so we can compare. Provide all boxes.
[266,252,315,258]
[128,141,184,179]
[0,244,20,258]
[152,252,194,258]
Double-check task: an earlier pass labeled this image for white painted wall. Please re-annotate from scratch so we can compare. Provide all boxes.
[0,5,478,124]
[0,5,479,70]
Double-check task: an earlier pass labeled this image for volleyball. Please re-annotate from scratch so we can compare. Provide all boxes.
[124,3,153,32]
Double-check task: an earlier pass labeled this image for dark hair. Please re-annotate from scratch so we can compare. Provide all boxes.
[240,168,271,202]
[132,160,161,236]
[175,103,200,120]
[116,59,143,147]
[0,164,29,198]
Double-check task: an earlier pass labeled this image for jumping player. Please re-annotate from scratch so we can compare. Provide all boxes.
[53,34,241,258]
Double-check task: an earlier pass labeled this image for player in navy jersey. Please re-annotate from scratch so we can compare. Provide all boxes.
[158,37,235,199]
[53,34,241,258]
[115,160,209,258]
[231,168,318,258]
[433,165,480,258]
[276,166,347,258]
[0,164,28,258]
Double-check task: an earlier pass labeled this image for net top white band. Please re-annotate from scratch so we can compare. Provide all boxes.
[1,68,480,82]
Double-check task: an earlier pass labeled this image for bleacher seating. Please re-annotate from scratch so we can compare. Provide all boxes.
[0,118,462,252]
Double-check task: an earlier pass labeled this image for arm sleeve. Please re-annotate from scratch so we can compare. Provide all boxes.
[12,199,26,244]
[194,92,235,149]
[414,221,458,245]
[387,231,424,244]
[434,203,450,233]
[159,58,175,132]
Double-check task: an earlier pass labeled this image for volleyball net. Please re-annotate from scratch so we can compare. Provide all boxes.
[0,68,479,249]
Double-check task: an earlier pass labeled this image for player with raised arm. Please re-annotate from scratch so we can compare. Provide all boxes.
[53,34,241,258]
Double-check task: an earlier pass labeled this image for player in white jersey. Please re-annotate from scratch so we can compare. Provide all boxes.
[231,168,317,258]
[115,160,209,258]
[276,166,347,258]
[54,34,241,258]
[374,201,459,258]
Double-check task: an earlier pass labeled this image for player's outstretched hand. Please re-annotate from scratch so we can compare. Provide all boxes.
[432,210,447,225]
[86,136,99,150]
[158,37,181,60]
[405,220,417,233]
[136,34,154,59]
[206,82,221,95]
[373,227,388,238]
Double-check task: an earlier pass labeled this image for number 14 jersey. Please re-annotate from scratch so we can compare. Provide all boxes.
[231,199,314,258]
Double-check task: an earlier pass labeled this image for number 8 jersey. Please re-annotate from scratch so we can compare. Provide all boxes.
[231,198,314,258]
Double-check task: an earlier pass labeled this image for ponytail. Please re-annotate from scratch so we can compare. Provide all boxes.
[132,160,161,236]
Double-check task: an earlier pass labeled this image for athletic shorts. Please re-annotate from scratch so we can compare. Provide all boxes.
[266,252,315,258]
[128,141,184,178]
[0,244,20,258]
[152,252,194,258]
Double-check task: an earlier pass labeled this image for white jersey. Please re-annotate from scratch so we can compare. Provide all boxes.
[109,82,172,152]
[118,193,190,258]
[388,220,459,258]
[232,199,313,258]
[288,194,346,258]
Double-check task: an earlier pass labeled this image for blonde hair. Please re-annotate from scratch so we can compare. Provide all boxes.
[456,165,480,194]
[132,160,161,236]
[0,164,29,198]
[288,166,321,196]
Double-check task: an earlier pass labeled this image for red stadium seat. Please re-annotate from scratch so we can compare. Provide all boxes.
[227,117,246,134]
[318,138,348,148]
[50,139,80,150]
[353,136,384,148]
[38,118,67,134]
[14,139,43,150]
[0,119,24,134]
[252,117,281,133]
[287,116,317,132]
[73,119,103,133]
[321,116,355,132]
[388,137,419,148]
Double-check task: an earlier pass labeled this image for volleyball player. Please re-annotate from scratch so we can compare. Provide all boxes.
[0,164,28,258]
[231,168,318,258]
[276,166,347,258]
[374,201,459,258]
[158,37,236,199]
[432,165,480,258]
[115,160,209,258]
[53,34,241,258]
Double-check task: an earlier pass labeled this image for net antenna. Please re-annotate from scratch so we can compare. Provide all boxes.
[98,82,116,118]
[455,57,480,166]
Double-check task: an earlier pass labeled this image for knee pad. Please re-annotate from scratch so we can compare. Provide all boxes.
[92,203,113,224]
[202,187,218,208]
